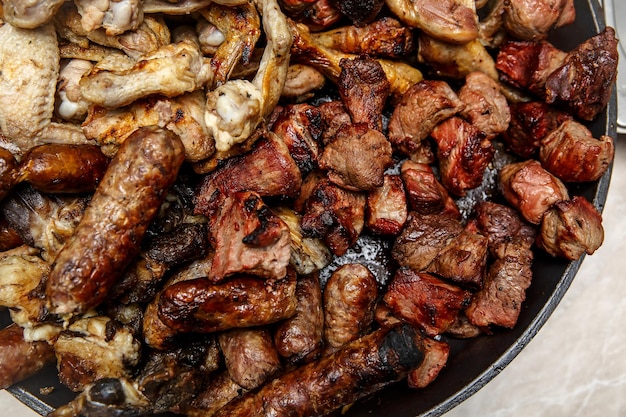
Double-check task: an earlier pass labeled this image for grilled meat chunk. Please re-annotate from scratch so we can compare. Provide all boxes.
[383,268,472,336]
[470,201,537,249]
[499,159,569,224]
[366,174,408,236]
[331,0,385,26]
[0,147,19,201]
[400,161,460,218]
[430,116,494,197]
[0,217,23,251]
[504,0,575,41]
[186,371,247,417]
[458,71,510,140]
[536,196,604,260]
[317,100,352,145]
[407,336,450,389]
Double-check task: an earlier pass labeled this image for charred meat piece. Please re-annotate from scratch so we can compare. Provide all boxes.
[502,101,573,158]
[539,119,614,182]
[46,126,185,315]
[200,191,291,282]
[0,147,18,201]
[392,211,464,271]
[331,0,385,26]
[544,27,618,121]
[311,17,414,58]
[338,56,390,131]
[54,316,141,392]
[465,240,533,329]
[430,116,494,197]
[499,159,569,224]
[274,272,325,365]
[426,227,489,289]
[219,328,281,390]
[194,132,302,216]
[301,178,366,256]
[400,161,460,218]
[323,263,378,353]
[366,174,408,236]
[407,335,450,389]
[212,325,425,417]
[388,80,464,163]
[0,216,23,251]
[536,195,604,260]
[281,0,342,31]
[186,371,247,417]
[458,71,510,140]
[157,271,297,334]
[317,100,352,146]
[319,123,393,191]
[271,103,324,176]
[470,201,537,249]
[383,268,472,336]
[0,323,55,390]
[504,0,575,41]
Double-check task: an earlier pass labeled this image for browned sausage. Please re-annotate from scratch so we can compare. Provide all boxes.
[218,328,281,390]
[16,144,109,194]
[0,323,55,389]
[212,325,425,417]
[46,126,185,315]
[0,216,23,251]
[274,272,324,364]
[323,263,378,353]
[0,147,18,201]
[158,269,297,334]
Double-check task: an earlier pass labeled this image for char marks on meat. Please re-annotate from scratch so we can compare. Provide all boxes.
[400,161,460,218]
[470,201,537,250]
[458,71,510,140]
[366,174,408,236]
[407,336,450,389]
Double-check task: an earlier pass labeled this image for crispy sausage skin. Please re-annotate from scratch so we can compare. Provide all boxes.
[46,126,185,315]
[213,325,425,417]
[16,144,109,194]
[0,323,55,389]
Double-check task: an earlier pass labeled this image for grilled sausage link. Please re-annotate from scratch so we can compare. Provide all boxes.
[213,324,425,417]
[46,126,185,315]
[0,323,55,389]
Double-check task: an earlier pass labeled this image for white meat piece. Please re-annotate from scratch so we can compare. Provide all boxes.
[1,0,65,28]
[56,59,94,122]
[75,0,144,36]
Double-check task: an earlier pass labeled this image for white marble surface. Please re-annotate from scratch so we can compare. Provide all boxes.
[2,143,625,417]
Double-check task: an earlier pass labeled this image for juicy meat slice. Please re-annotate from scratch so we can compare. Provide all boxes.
[366,174,408,236]
[388,80,464,162]
[407,336,450,389]
[502,101,573,158]
[392,211,464,272]
[400,161,460,218]
[158,271,297,334]
[458,71,510,140]
[536,195,604,260]
[323,263,378,353]
[301,178,366,256]
[465,240,533,329]
[212,325,425,417]
[499,159,569,224]
[218,328,281,390]
[338,56,390,131]
[544,27,618,121]
[271,103,324,176]
[201,191,291,282]
[470,201,537,249]
[430,116,494,197]
[319,123,393,191]
[504,0,575,41]
[539,119,614,182]
[383,268,472,336]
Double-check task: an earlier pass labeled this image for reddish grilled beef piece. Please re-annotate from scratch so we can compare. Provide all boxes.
[392,211,464,271]
[539,120,614,183]
[407,336,450,389]
[458,71,510,140]
[366,174,408,236]
[425,228,489,289]
[470,201,537,249]
[271,103,324,176]
[503,0,575,41]
[301,178,366,256]
[218,328,281,390]
[536,195,604,260]
[338,56,390,131]
[499,159,569,224]
[317,100,352,145]
[496,40,567,96]
[465,240,533,329]
[400,161,460,218]
[194,133,302,217]
[158,271,297,334]
[383,268,472,336]
[319,123,393,191]
[388,80,463,163]
[502,101,573,158]
[323,263,378,354]
[545,27,618,121]
[430,116,494,197]
[203,191,291,282]
[212,325,425,417]
[274,273,324,365]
